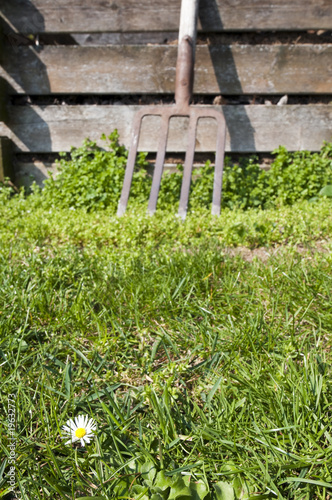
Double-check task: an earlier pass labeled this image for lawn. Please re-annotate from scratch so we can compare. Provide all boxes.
[0,190,332,499]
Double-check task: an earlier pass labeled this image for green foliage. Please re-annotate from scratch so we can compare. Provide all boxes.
[219,157,267,210]
[218,143,332,210]
[0,178,16,203]
[319,184,332,197]
[40,130,150,211]
[265,143,332,206]
[113,460,247,500]
[190,161,215,209]
[113,461,225,500]
[157,166,183,210]
[21,131,332,213]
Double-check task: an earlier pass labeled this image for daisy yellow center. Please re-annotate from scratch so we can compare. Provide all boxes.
[75,427,86,438]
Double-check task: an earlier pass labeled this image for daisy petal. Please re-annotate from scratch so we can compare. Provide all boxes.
[62,425,72,433]
[68,420,77,431]
[62,415,96,447]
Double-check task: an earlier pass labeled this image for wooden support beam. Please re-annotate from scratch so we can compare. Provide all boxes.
[0,78,9,124]
[0,137,14,182]
[0,20,9,123]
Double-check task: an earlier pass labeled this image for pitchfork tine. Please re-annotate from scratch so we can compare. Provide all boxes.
[148,114,170,215]
[117,110,143,216]
[212,113,226,215]
[178,115,197,220]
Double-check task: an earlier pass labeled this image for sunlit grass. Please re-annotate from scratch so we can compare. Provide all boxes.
[0,198,332,499]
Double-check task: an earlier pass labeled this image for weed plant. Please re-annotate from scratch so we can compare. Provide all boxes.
[27,132,332,213]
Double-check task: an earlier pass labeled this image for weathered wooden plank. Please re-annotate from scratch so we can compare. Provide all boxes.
[1,45,332,95]
[0,137,14,182]
[1,0,331,33]
[0,105,331,153]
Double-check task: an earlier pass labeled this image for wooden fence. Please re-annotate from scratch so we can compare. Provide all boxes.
[0,0,332,184]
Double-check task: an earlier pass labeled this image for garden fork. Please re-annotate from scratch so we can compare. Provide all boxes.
[117,0,227,219]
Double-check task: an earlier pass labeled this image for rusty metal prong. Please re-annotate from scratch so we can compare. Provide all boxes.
[147,114,170,215]
[211,112,227,215]
[178,114,197,220]
[117,111,143,217]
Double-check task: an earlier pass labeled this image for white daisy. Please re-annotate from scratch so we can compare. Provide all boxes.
[62,415,96,446]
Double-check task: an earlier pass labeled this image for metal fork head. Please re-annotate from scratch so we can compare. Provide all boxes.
[117,38,227,219]
[116,105,226,219]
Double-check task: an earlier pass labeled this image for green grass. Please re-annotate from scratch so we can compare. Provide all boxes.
[0,197,332,499]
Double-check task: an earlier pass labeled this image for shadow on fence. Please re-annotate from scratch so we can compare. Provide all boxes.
[0,4,52,159]
[199,0,256,152]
